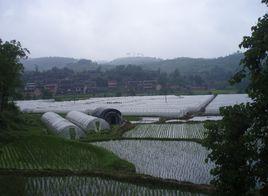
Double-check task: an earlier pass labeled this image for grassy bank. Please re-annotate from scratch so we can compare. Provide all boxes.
[81,123,136,142]
[0,172,214,195]
[0,134,135,173]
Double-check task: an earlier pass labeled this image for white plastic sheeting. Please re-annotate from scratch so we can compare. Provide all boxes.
[205,94,252,115]
[165,116,223,123]
[41,112,85,139]
[66,111,110,133]
[130,117,160,124]
[16,94,214,118]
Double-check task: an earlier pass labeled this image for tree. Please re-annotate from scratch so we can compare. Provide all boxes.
[203,1,268,195]
[0,39,29,111]
[233,1,268,192]
[203,104,255,195]
[170,69,183,85]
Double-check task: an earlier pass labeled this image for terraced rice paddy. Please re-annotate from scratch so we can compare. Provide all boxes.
[123,123,206,139]
[93,140,214,184]
[0,175,208,195]
[0,135,134,172]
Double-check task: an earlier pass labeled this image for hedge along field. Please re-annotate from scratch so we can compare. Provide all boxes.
[93,140,214,184]
[0,135,135,172]
[0,175,208,196]
[123,123,206,139]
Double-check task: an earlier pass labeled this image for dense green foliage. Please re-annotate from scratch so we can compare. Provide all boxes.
[0,39,29,111]
[65,59,98,72]
[204,1,268,195]
[235,2,268,192]
[21,57,76,71]
[203,105,254,195]
[0,105,45,144]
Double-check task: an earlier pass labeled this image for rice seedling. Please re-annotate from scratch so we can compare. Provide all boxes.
[0,175,209,195]
[0,135,135,172]
[93,140,214,184]
[123,123,206,139]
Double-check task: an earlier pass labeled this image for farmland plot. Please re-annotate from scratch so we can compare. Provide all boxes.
[205,94,252,115]
[0,135,134,172]
[0,175,208,195]
[123,124,206,139]
[130,117,160,124]
[93,140,214,184]
[16,94,214,117]
[165,116,223,123]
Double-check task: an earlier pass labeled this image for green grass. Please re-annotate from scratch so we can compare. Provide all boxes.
[19,113,47,134]
[0,109,48,146]
[54,92,120,101]
[123,116,141,121]
[210,89,239,94]
[0,110,135,174]
[0,135,135,173]
[54,94,92,101]
[81,123,136,142]
[174,88,241,96]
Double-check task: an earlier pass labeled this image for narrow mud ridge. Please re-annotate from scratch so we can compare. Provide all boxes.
[0,169,215,193]
[182,94,217,119]
[199,94,217,114]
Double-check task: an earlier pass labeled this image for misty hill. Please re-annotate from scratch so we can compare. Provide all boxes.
[108,56,163,65]
[22,53,243,74]
[65,59,98,72]
[22,57,77,71]
[142,53,244,74]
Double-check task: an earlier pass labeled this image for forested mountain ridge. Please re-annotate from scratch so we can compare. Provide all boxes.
[21,57,77,71]
[22,53,243,73]
[108,56,163,65]
[141,53,244,73]
[65,59,99,72]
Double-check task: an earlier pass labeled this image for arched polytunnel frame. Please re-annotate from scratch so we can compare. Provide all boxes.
[66,111,110,133]
[90,108,122,125]
[41,112,85,139]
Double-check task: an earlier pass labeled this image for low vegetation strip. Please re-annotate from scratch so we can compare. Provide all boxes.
[0,175,210,195]
[0,170,214,194]
[0,135,135,173]
[93,140,214,184]
[123,123,206,139]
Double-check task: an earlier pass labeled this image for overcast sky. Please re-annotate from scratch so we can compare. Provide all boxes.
[0,0,267,60]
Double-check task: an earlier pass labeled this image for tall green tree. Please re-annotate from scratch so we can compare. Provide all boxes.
[203,1,268,195]
[232,0,268,192]
[203,104,255,195]
[0,39,29,111]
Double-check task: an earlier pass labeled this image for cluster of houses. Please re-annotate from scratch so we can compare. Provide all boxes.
[24,79,161,98]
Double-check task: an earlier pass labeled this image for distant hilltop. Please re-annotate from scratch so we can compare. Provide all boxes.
[108,56,163,65]
[21,52,244,73]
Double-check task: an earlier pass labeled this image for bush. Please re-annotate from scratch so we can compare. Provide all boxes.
[203,104,255,195]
